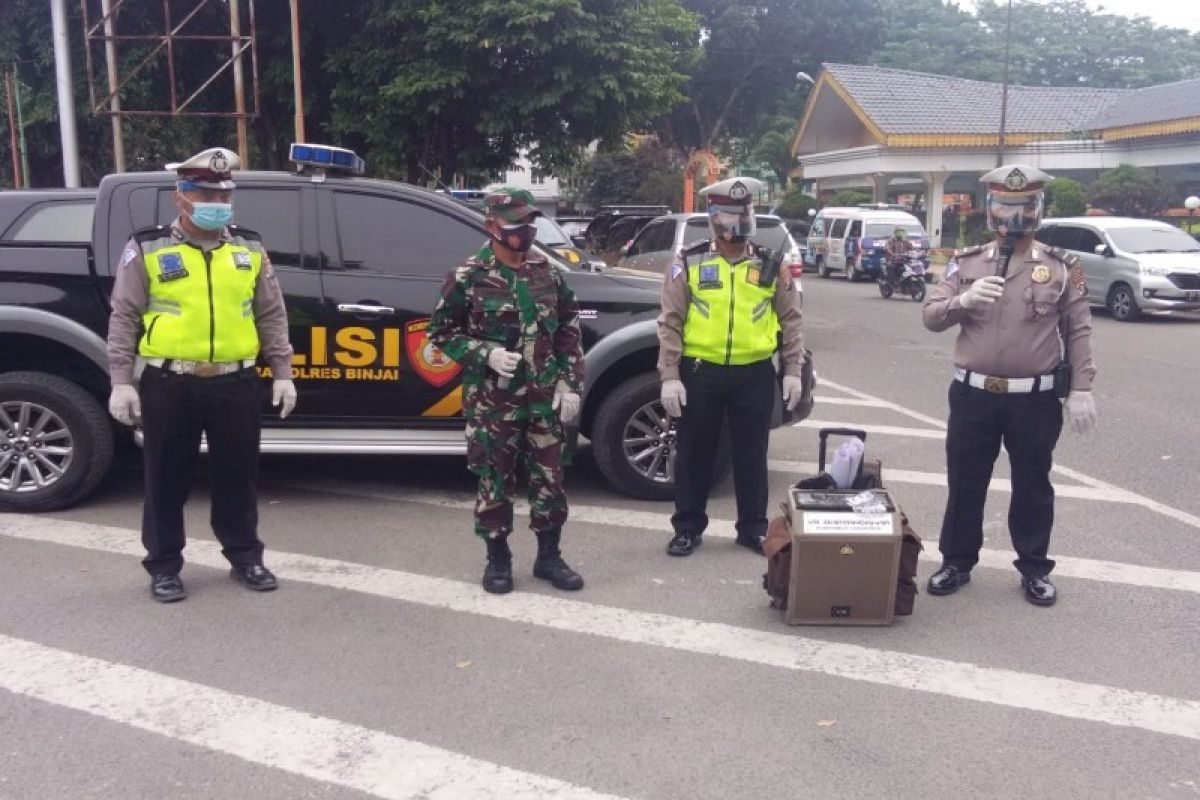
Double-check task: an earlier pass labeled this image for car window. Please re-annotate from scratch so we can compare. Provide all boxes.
[1075,228,1103,253]
[830,218,849,237]
[683,218,710,245]
[754,223,791,252]
[1053,226,1083,251]
[848,220,862,237]
[6,201,95,242]
[332,191,483,276]
[648,220,678,252]
[1108,225,1200,253]
[233,189,304,269]
[534,216,570,248]
[625,222,660,257]
[1034,227,1058,247]
[865,222,923,238]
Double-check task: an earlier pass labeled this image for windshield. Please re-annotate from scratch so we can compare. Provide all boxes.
[534,216,571,247]
[865,222,925,239]
[1108,226,1200,254]
[753,219,793,252]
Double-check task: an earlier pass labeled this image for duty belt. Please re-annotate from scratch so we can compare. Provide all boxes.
[954,367,1055,394]
[144,357,256,377]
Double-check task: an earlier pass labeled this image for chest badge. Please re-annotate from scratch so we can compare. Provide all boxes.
[698,265,723,290]
[1031,265,1051,284]
[233,251,253,270]
[157,252,188,282]
[745,267,761,285]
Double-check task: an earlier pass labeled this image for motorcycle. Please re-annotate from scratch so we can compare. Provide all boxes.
[877,251,927,302]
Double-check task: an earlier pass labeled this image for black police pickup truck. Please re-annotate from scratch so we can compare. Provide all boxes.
[0,146,725,512]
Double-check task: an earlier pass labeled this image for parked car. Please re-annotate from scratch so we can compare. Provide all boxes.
[614,213,805,296]
[554,216,592,243]
[0,146,790,510]
[807,205,929,281]
[1036,216,1200,321]
[583,205,670,253]
[534,215,605,272]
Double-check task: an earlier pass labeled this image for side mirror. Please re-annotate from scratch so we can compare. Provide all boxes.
[588,260,606,273]
[571,234,587,248]
[1093,243,1112,257]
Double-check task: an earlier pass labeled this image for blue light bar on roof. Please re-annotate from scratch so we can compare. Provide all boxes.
[288,143,365,175]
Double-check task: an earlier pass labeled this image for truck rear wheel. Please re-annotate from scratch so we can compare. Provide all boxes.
[0,371,114,512]
[591,372,730,500]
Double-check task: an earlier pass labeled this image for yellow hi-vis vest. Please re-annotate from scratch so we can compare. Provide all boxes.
[682,253,779,365]
[136,229,264,363]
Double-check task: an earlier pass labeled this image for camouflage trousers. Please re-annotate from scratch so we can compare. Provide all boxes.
[465,413,568,539]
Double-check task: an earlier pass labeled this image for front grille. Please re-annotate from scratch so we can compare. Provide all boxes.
[1167,273,1200,290]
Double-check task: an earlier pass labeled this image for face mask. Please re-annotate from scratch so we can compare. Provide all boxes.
[493,223,536,253]
[186,199,234,231]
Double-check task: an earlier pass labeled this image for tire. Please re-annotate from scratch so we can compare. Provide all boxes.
[877,280,893,298]
[0,371,114,512]
[845,258,859,282]
[817,257,830,279]
[591,372,730,500]
[1107,283,1142,322]
[906,279,926,302]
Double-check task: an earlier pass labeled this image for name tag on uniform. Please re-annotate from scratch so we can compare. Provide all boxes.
[158,253,188,282]
[233,251,253,270]
[698,265,723,290]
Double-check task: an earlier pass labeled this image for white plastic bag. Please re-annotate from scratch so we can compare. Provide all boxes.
[829,438,865,490]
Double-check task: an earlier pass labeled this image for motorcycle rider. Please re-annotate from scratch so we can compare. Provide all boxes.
[884,226,912,284]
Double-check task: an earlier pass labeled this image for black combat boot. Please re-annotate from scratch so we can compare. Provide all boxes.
[482,534,514,594]
[532,528,584,591]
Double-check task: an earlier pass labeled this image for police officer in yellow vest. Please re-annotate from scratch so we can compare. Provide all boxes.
[658,177,806,556]
[106,147,297,603]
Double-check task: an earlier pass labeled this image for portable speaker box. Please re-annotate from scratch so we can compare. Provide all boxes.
[784,487,902,626]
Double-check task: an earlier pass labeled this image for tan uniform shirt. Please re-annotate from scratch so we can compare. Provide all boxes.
[922,240,1096,391]
[657,243,805,381]
[107,221,295,384]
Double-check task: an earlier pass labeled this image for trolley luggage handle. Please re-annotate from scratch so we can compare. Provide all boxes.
[818,427,868,474]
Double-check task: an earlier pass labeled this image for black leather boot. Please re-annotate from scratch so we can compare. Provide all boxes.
[482,534,513,594]
[533,528,584,591]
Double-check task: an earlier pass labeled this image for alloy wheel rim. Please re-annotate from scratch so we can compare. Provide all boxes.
[1113,289,1131,318]
[622,400,675,484]
[0,401,74,494]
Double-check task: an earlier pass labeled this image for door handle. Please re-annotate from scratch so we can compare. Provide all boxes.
[337,304,395,315]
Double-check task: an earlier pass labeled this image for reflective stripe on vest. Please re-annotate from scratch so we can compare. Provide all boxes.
[682,254,779,365]
[138,239,263,362]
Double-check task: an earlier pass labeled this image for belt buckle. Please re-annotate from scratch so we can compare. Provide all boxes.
[193,363,220,378]
[984,376,1007,394]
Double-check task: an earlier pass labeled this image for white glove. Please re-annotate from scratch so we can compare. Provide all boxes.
[108,384,141,426]
[958,275,1005,309]
[1064,390,1097,434]
[552,388,581,425]
[487,346,521,379]
[782,375,804,411]
[661,379,686,418]
[272,379,297,419]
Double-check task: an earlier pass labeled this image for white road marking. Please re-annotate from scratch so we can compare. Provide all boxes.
[766,459,1135,503]
[813,377,1200,531]
[810,396,886,407]
[260,482,1200,597]
[794,420,946,439]
[3,516,1199,742]
[0,634,624,800]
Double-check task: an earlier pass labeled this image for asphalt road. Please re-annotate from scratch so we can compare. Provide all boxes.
[1,274,1198,799]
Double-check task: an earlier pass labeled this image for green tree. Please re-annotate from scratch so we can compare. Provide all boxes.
[1045,177,1087,217]
[1088,164,1175,217]
[327,0,697,184]
[579,141,684,209]
[773,189,816,220]
[829,189,872,207]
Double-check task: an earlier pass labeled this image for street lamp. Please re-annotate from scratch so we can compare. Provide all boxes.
[1185,195,1200,235]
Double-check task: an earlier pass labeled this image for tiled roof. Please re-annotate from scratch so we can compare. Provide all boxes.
[1084,76,1200,129]
[824,63,1131,136]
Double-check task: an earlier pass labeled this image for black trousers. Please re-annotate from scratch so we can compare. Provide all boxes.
[140,365,264,576]
[672,357,775,540]
[938,379,1063,578]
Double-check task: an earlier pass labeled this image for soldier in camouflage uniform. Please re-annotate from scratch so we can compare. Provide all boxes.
[429,187,586,595]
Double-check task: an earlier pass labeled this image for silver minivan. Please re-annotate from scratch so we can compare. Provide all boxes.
[1035,217,1200,321]
[614,213,804,293]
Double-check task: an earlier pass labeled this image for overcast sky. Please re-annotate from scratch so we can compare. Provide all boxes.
[956,0,1200,33]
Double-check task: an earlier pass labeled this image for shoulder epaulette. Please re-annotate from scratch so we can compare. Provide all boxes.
[227,224,262,242]
[132,224,169,244]
[1045,246,1079,267]
[953,244,985,258]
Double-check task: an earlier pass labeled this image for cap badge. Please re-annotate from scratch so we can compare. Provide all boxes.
[211,151,229,172]
[728,181,749,201]
[1004,168,1028,191]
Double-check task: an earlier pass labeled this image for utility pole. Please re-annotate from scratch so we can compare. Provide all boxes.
[290,0,305,143]
[230,0,249,164]
[99,0,125,171]
[996,0,1013,167]
[4,70,20,189]
[50,0,81,187]
[14,64,30,186]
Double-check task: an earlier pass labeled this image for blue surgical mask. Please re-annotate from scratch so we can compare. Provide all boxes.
[190,202,234,231]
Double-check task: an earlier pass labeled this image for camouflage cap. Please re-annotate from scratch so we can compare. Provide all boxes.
[483,187,542,223]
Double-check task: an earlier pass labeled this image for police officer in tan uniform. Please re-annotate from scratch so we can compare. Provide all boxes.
[107,148,297,603]
[923,164,1096,606]
[658,177,806,556]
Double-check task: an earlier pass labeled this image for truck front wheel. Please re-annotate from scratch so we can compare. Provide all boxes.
[0,371,114,512]
[591,372,730,500]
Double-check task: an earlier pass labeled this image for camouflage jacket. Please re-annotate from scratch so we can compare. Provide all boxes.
[429,245,585,420]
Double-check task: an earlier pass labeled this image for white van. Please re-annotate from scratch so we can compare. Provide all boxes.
[807,205,929,281]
